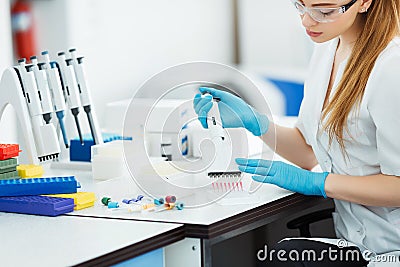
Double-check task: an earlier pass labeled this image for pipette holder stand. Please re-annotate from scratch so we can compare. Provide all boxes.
[0,67,45,165]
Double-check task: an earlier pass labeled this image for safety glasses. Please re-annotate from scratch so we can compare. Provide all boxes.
[290,0,358,23]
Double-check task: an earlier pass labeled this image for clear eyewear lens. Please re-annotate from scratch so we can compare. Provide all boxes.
[291,0,345,23]
[309,8,344,23]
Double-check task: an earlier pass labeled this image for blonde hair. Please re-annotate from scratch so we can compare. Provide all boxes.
[322,0,400,154]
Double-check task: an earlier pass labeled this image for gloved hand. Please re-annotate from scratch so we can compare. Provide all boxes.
[236,158,329,197]
[193,87,269,136]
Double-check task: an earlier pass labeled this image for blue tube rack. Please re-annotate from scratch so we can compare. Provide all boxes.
[70,133,132,162]
[0,195,74,216]
[0,176,80,197]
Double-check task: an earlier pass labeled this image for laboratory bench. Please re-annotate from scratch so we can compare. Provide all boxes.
[0,212,185,267]
[52,168,329,267]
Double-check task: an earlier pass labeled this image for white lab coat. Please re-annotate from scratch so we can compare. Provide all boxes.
[295,37,400,266]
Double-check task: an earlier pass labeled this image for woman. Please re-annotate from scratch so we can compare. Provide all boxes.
[193,0,400,266]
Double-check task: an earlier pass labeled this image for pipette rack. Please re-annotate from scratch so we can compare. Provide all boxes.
[0,49,104,166]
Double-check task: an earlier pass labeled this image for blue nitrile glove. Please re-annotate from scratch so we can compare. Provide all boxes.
[193,87,269,136]
[236,158,329,197]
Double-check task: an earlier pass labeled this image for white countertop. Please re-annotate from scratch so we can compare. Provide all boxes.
[0,212,182,267]
[56,168,293,226]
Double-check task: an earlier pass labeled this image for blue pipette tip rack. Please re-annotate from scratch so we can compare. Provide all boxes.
[0,176,80,197]
[0,195,74,216]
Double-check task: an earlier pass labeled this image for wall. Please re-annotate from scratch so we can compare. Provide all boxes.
[32,0,235,127]
[238,0,314,79]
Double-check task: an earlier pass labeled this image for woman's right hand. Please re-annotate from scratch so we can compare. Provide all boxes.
[193,87,269,136]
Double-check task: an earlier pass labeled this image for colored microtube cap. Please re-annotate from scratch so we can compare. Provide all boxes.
[123,198,140,204]
[165,203,175,210]
[101,197,111,206]
[165,195,176,204]
[154,198,164,206]
[108,202,119,209]
[0,176,80,197]
[0,195,74,216]
[175,202,184,210]
[70,133,133,162]
[17,164,44,178]
[143,203,156,210]
[122,199,131,204]
[45,192,96,210]
[0,158,18,174]
[0,144,21,160]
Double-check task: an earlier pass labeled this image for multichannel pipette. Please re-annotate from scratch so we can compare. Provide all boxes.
[202,92,242,178]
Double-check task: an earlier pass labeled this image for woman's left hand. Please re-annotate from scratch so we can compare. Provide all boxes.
[236,158,329,197]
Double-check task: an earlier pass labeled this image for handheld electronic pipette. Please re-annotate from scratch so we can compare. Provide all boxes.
[57,51,84,145]
[41,51,69,148]
[69,48,103,145]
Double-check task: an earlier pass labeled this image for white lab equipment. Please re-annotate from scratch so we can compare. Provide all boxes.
[196,92,260,204]
[68,48,103,145]
[160,136,172,161]
[0,0,15,143]
[57,51,83,145]
[103,98,196,160]
[201,92,233,174]
[30,56,54,124]
[20,60,60,162]
[41,51,69,148]
[0,49,103,166]
[0,66,60,164]
[91,140,129,180]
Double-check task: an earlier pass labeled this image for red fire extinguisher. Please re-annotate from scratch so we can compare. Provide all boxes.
[11,0,37,60]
